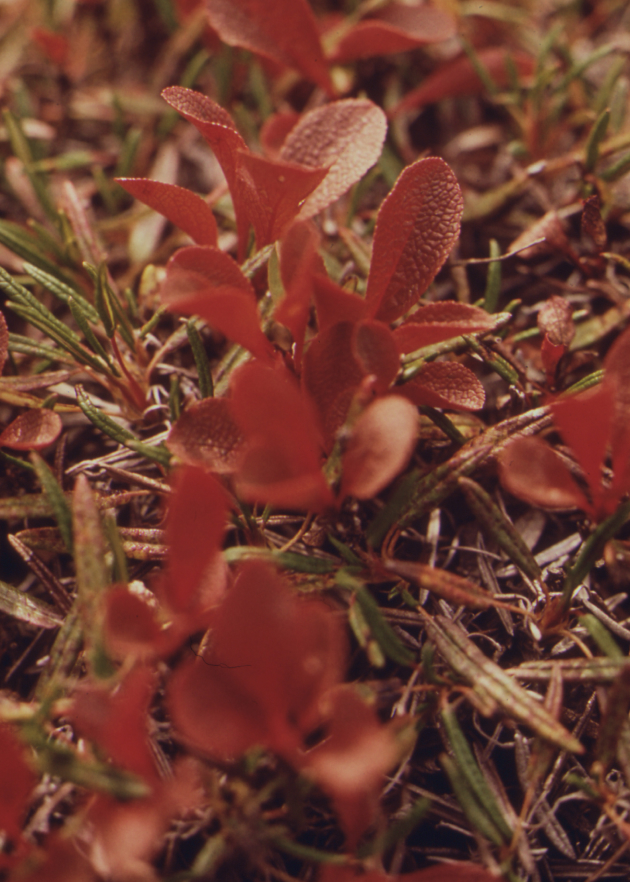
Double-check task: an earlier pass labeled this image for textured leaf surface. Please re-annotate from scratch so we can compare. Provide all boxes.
[116,179,218,246]
[499,436,589,511]
[365,157,463,323]
[160,246,274,362]
[204,0,333,94]
[0,409,63,450]
[329,2,455,62]
[341,395,417,500]
[230,362,333,512]
[167,560,346,761]
[401,361,485,411]
[167,397,244,474]
[393,302,498,353]
[280,99,387,219]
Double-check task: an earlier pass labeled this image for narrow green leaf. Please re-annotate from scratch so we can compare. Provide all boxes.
[30,452,73,553]
[24,261,99,322]
[584,108,610,173]
[68,296,117,370]
[484,238,501,312]
[186,319,213,398]
[595,663,630,773]
[0,579,63,629]
[458,477,542,581]
[580,614,624,661]
[440,752,505,846]
[441,704,512,840]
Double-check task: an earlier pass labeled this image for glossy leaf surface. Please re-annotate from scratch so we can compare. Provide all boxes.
[167,397,244,474]
[0,409,63,450]
[116,178,218,246]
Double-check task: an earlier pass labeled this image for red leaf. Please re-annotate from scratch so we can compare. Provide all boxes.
[312,273,368,332]
[280,99,387,220]
[0,309,8,376]
[275,221,321,366]
[160,245,274,362]
[538,296,575,347]
[352,320,400,393]
[329,2,456,63]
[341,395,417,500]
[167,560,346,762]
[401,361,485,411]
[160,87,251,251]
[230,362,333,512]
[0,724,35,841]
[167,397,244,474]
[116,178,218,246]
[365,158,464,323]
[391,47,535,116]
[165,465,230,615]
[67,665,157,781]
[260,111,300,158]
[499,436,590,512]
[103,585,165,661]
[551,382,615,507]
[393,302,498,354]
[205,0,333,95]
[508,209,571,260]
[31,26,69,66]
[303,321,374,451]
[599,328,630,500]
[0,409,62,450]
[235,151,327,248]
[304,685,406,847]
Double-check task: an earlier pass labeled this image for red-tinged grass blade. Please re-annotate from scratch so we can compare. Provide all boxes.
[280,99,387,220]
[0,309,8,375]
[365,158,463,323]
[312,273,368,332]
[116,178,218,247]
[304,685,407,849]
[230,362,333,512]
[352,320,400,393]
[0,409,62,450]
[393,302,498,354]
[401,361,485,411]
[67,666,158,782]
[165,465,229,615]
[303,322,373,451]
[386,559,503,610]
[391,47,535,117]
[551,382,615,506]
[0,723,36,841]
[499,436,590,512]
[260,111,299,158]
[166,560,346,762]
[167,397,244,474]
[340,395,417,500]
[160,246,274,362]
[205,0,333,95]
[235,152,327,248]
[275,221,321,366]
[328,3,456,63]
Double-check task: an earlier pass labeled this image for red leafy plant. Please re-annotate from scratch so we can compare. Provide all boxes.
[78,467,412,853]
[164,155,501,512]
[118,88,387,260]
[499,325,630,521]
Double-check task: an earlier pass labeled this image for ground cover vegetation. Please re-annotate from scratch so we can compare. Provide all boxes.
[1,0,630,879]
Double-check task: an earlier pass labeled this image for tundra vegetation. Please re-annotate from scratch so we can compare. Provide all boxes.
[1,1,630,880]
